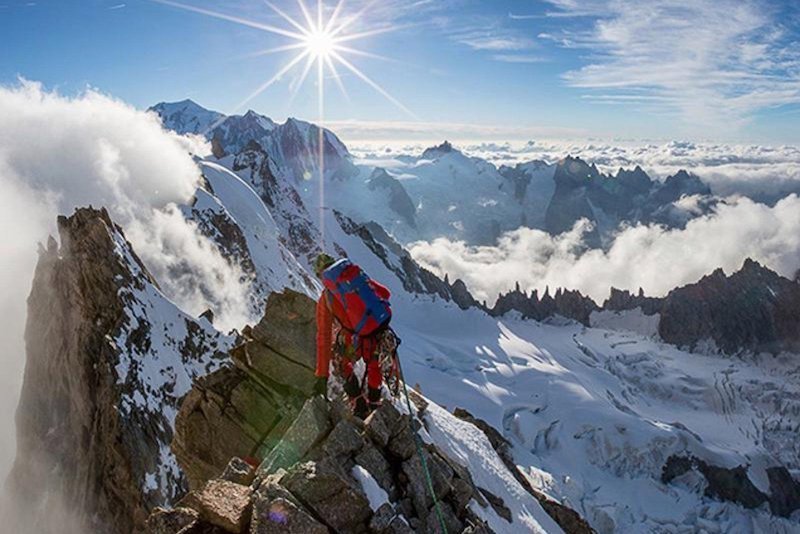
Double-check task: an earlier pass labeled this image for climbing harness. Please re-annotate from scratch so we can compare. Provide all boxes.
[394,332,449,534]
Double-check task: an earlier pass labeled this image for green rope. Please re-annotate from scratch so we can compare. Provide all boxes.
[395,353,449,534]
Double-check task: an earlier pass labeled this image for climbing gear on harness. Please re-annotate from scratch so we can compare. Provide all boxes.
[395,335,449,534]
[377,328,402,396]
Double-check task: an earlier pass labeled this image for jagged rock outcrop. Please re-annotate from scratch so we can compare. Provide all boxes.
[10,208,230,533]
[162,288,581,533]
[162,393,505,533]
[544,156,714,244]
[658,259,800,354]
[490,284,598,326]
[662,455,800,518]
[602,287,663,316]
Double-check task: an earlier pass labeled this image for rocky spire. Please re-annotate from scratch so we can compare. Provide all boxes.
[9,208,230,533]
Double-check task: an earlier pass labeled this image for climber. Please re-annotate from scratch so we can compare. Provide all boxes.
[313,253,394,418]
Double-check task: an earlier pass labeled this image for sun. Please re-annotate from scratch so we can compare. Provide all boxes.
[304,28,336,59]
[153,0,413,120]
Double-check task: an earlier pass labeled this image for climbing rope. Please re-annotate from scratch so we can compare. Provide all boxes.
[394,333,449,534]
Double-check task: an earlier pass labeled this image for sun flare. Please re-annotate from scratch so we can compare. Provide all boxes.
[153,0,412,121]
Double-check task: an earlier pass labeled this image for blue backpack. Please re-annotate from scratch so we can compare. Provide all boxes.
[322,259,391,337]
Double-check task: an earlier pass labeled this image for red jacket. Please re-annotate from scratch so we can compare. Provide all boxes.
[315,280,390,378]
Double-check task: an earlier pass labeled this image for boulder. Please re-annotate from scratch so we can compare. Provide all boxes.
[250,479,328,534]
[258,396,332,475]
[422,501,462,534]
[402,448,454,517]
[355,441,394,496]
[196,480,253,533]
[364,402,403,448]
[220,457,257,487]
[369,503,397,531]
[282,460,372,532]
[323,419,365,458]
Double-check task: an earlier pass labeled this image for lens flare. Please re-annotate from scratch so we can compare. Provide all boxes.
[153,0,412,120]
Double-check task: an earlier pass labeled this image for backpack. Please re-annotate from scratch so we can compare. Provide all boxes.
[322,259,391,337]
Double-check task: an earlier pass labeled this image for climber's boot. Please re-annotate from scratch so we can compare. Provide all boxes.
[353,396,370,419]
[367,387,382,414]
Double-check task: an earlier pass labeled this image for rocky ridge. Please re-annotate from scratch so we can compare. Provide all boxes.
[490,284,598,326]
[10,208,231,533]
[492,259,800,355]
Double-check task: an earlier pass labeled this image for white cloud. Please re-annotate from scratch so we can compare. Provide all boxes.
[0,80,254,490]
[457,34,538,51]
[542,0,800,130]
[410,195,800,306]
[492,54,547,64]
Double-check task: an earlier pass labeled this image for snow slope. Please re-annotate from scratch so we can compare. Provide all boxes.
[108,220,234,505]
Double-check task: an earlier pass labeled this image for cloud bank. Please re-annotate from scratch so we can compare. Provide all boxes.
[0,81,254,489]
[410,195,800,305]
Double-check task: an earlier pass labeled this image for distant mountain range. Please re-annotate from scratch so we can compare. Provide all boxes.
[149,100,720,248]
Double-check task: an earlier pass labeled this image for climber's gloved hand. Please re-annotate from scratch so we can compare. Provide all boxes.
[313,376,328,397]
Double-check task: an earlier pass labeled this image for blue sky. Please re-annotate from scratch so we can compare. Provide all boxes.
[2,0,799,143]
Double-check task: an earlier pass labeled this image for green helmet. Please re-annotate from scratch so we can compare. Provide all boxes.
[314,253,336,277]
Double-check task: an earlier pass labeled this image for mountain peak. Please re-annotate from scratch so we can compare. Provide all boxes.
[421,140,456,159]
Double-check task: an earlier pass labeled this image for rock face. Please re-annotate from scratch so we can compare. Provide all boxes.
[10,208,231,533]
[173,289,318,490]
[658,259,800,354]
